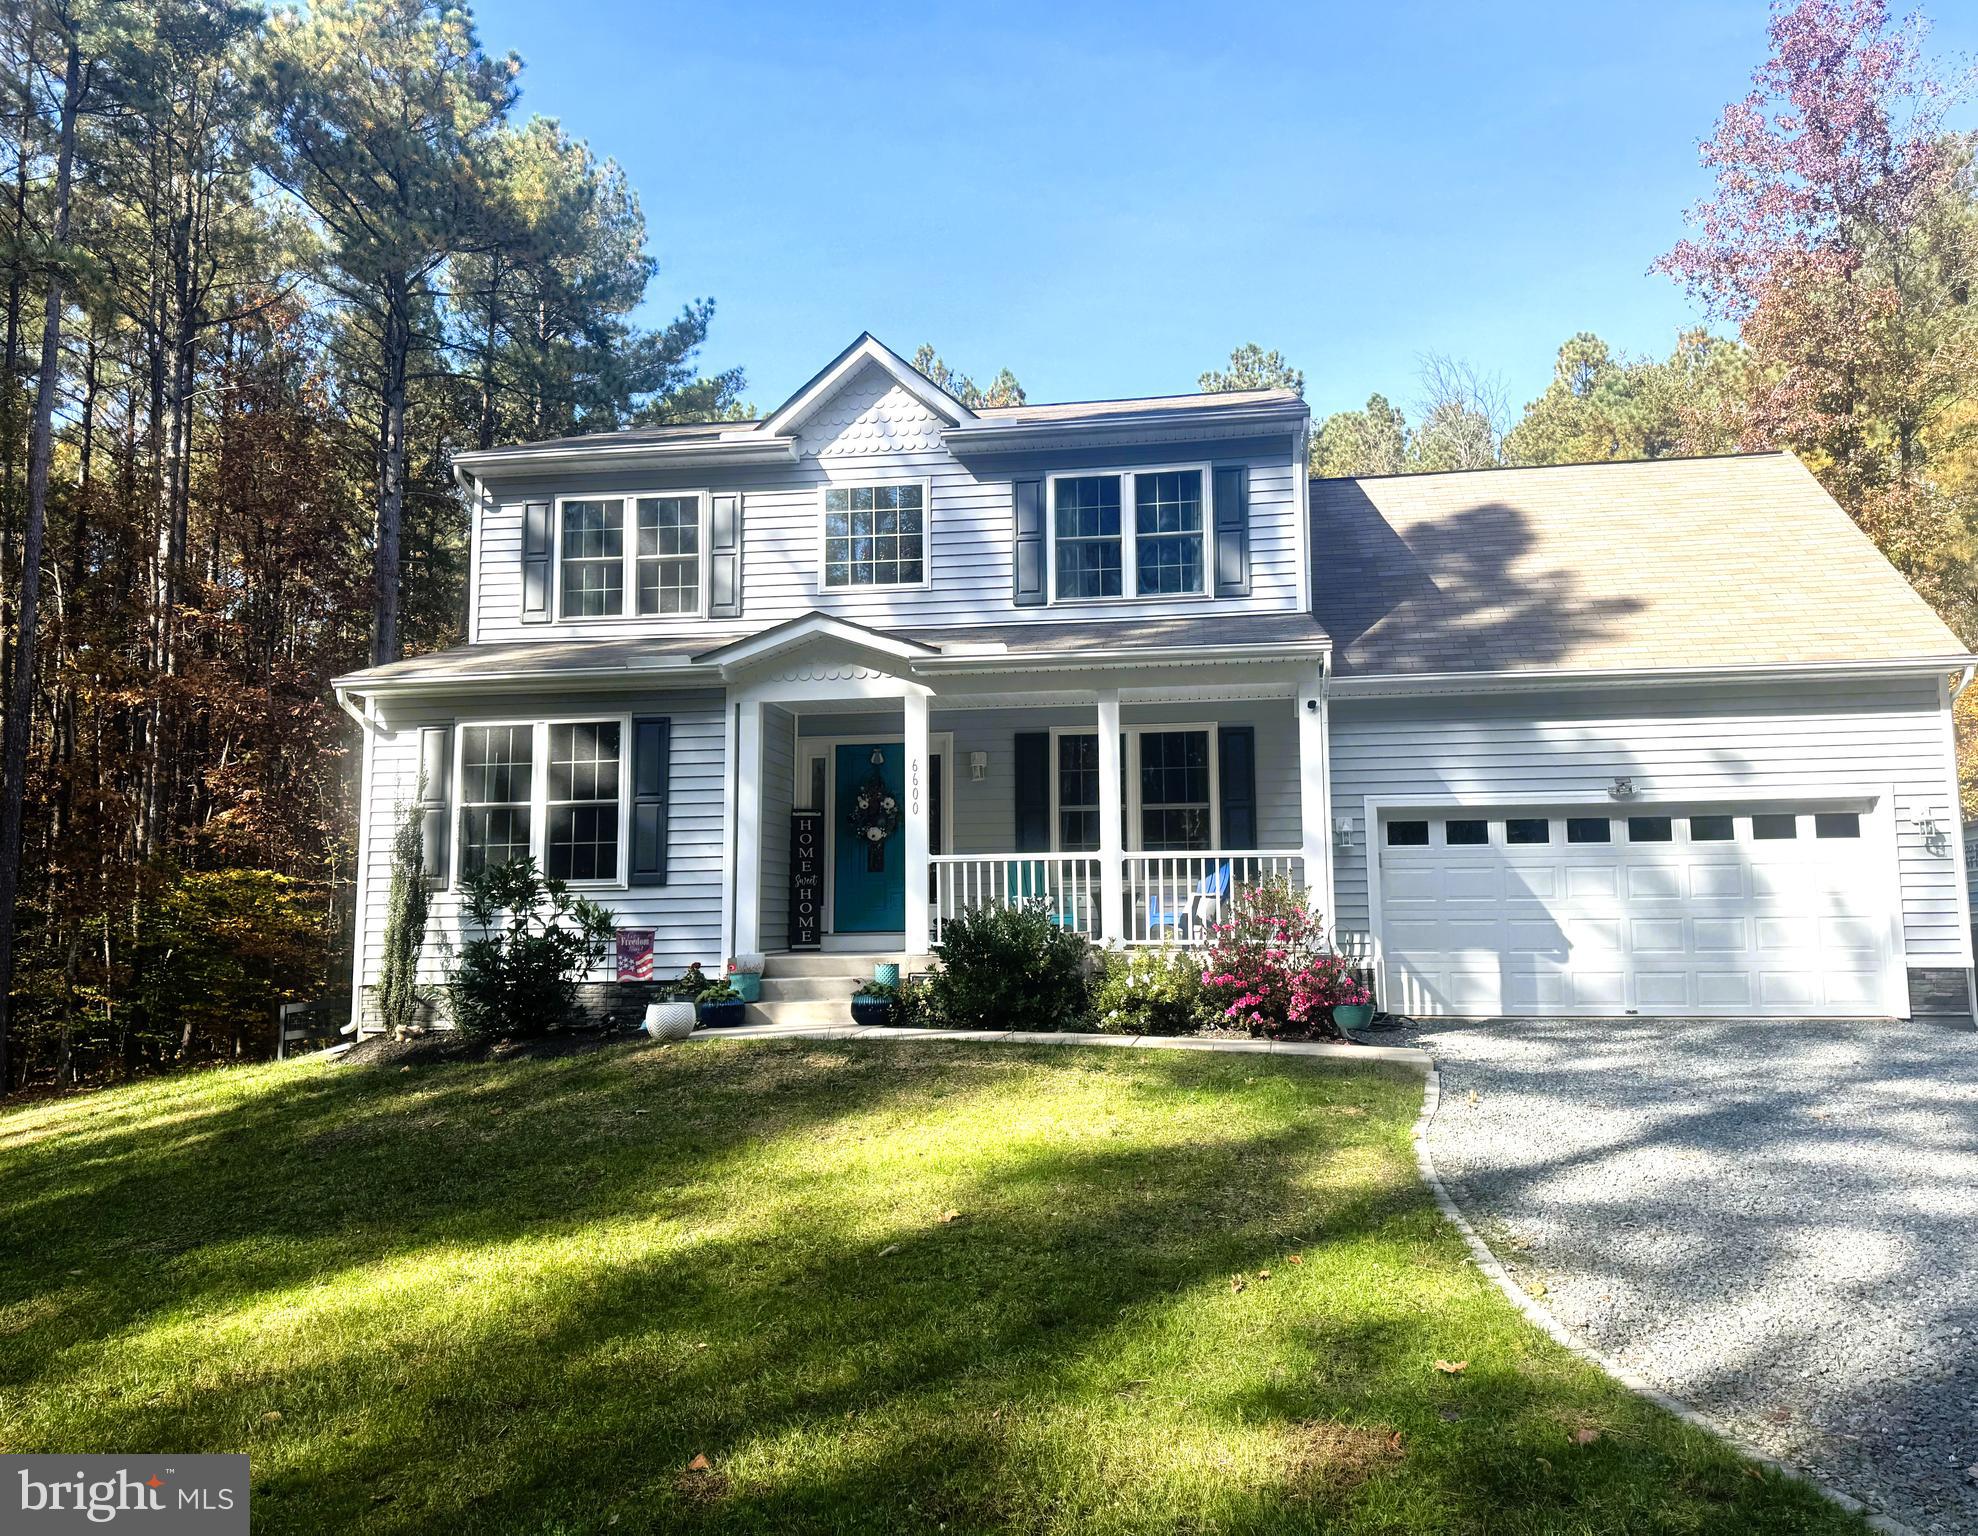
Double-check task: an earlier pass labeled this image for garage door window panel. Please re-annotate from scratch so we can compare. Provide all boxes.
[1506,818,1550,845]
[1445,819,1488,845]
[1815,812,1861,839]
[1627,816,1673,842]
[1386,819,1429,847]
[1566,817,1611,844]
[1752,813,1798,840]
[1690,815,1735,841]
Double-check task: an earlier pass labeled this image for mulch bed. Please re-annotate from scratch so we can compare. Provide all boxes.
[339,1026,636,1070]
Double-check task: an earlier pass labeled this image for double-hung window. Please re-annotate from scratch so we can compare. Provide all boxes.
[636,497,701,614]
[545,722,622,880]
[455,718,629,885]
[560,500,624,618]
[1056,733,1102,851]
[1048,466,1207,602]
[458,724,535,878]
[1050,726,1217,852]
[1136,729,1212,850]
[822,482,927,588]
[556,494,705,618]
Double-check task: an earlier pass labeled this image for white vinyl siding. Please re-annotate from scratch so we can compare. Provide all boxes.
[471,373,1302,639]
[355,687,726,990]
[1329,677,1968,967]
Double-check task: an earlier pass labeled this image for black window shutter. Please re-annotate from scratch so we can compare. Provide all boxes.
[1218,725,1257,850]
[521,501,552,622]
[1212,466,1250,598]
[1014,731,1050,850]
[418,726,451,887]
[1012,479,1046,606]
[629,717,671,886]
[707,493,742,620]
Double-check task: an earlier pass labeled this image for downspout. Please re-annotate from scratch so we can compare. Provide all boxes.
[337,686,384,1035]
[452,462,482,643]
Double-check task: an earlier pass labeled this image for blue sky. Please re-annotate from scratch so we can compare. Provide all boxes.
[470,0,1978,421]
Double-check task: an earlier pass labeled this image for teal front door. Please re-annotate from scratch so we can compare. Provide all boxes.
[834,743,905,932]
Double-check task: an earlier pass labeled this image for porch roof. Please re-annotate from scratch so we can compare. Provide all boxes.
[331,612,1330,696]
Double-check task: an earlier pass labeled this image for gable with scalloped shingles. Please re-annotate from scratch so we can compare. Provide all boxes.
[796,360,948,460]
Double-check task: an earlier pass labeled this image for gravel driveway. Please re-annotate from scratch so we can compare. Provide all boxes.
[1406,1017,1978,1535]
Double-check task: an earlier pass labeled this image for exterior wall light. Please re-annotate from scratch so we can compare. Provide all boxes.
[969,750,988,782]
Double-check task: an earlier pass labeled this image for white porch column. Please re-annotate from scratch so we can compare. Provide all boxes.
[1096,689,1124,943]
[903,687,931,954]
[734,695,764,956]
[1297,671,1334,928]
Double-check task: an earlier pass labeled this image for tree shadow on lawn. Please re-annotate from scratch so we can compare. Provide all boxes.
[1,1041,1857,1535]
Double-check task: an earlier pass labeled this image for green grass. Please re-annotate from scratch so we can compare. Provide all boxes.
[0,1039,1863,1534]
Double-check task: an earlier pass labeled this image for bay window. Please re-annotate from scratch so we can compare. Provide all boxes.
[1047,465,1206,602]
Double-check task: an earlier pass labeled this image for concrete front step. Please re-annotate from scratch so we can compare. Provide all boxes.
[759,952,923,978]
[759,975,869,1004]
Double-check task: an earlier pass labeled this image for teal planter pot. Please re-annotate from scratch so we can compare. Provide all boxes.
[872,962,900,988]
[1332,1003,1376,1032]
[730,973,762,1003]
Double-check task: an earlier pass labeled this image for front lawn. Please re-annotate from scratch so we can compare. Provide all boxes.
[0,1040,1862,1534]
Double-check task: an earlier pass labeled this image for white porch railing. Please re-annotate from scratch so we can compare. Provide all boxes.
[929,851,1305,946]
[1122,852,1305,944]
[931,854,1103,942]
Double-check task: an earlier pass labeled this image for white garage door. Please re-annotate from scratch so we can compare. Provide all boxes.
[1377,806,1897,1018]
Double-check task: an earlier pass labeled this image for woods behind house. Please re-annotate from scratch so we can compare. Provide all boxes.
[1,0,1975,1088]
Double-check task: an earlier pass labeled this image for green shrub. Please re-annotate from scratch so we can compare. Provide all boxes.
[925,901,1091,1031]
[375,802,431,1036]
[448,859,617,1040]
[1091,945,1211,1035]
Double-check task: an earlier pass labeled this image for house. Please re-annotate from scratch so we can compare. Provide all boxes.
[332,333,1977,1029]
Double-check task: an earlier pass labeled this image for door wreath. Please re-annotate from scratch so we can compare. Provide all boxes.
[847,749,900,871]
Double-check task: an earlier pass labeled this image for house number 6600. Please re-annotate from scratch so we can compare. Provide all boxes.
[909,756,920,816]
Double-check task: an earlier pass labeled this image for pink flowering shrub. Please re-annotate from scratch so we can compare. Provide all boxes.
[1198,877,1370,1040]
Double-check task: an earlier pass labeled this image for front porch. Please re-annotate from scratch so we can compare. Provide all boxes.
[716,620,1332,957]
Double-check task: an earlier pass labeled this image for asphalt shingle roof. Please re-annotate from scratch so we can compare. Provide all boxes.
[1310,452,1968,675]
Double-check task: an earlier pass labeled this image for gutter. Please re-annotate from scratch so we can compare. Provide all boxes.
[1330,655,1978,698]
[451,435,799,476]
[942,402,1309,449]
[329,659,713,700]
[910,639,1334,674]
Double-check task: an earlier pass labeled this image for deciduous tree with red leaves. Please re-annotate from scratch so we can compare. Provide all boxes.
[1658,0,1978,644]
